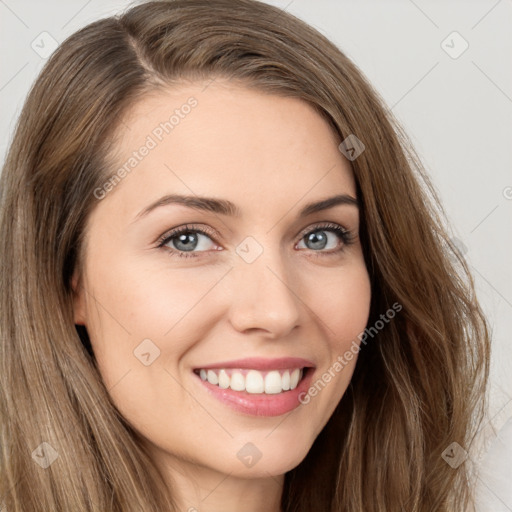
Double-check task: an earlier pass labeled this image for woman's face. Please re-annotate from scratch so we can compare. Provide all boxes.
[72,80,371,480]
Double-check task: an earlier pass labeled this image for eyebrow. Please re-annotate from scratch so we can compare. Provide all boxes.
[132,192,359,223]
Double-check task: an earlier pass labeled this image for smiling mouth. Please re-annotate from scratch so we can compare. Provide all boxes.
[193,367,310,394]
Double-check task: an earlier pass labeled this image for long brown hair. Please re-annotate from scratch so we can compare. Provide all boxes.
[0,1,490,510]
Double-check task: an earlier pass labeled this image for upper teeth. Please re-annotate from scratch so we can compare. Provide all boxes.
[197,368,304,394]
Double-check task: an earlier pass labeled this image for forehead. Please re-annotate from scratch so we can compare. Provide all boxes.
[101,80,356,221]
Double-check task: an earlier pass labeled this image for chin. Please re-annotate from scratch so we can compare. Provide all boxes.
[225,439,312,478]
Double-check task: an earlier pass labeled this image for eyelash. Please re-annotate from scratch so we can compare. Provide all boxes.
[156,222,356,259]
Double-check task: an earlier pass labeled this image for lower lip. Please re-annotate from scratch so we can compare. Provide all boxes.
[193,368,315,417]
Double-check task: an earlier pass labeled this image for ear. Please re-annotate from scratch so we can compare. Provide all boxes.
[71,269,87,326]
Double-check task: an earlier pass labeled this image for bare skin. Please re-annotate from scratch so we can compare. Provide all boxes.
[72,80,371,512]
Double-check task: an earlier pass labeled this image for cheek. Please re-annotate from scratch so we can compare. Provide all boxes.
[85,258,227,347]
[313,261,372,348]
[83,259,233,405]
[303,263,371,414]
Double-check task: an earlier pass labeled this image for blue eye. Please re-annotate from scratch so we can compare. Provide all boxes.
[157,224,219,258]
[297,224,353,252]
[156,222,355,259]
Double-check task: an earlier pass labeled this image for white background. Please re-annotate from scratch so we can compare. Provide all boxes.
[1,0,511,509]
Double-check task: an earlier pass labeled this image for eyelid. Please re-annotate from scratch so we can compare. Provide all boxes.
[295,221,350,241]
[155,223,221,248]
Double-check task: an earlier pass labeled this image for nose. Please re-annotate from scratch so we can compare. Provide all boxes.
[227,248,302,338]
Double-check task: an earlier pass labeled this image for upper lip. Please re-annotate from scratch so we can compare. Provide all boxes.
[194,357,315,371]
